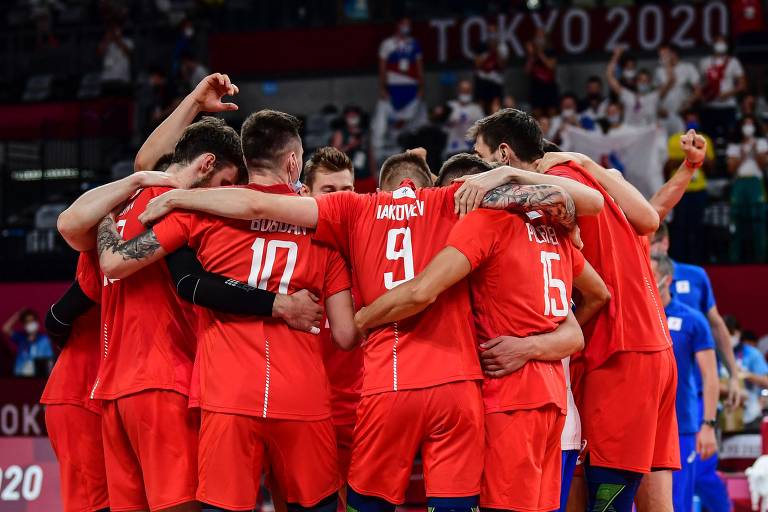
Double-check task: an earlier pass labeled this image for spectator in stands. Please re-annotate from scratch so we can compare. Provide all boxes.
[524,27,559,116]
[2,308,54,377]
[180,51,209,94]
[172,17,198,75]
[739,92,768,123]
[699,35,746,139]
[548,93,580,144]
[31,0,62,49]
[397,104,448,176]
[743,331,759,349]
[725,315,768,430]
[727,115,768,263]
[473,22,508,114]
[579,75,608,126]
[98,21,134,94]
[603,101,627,135]
[331,105,370,179]
[377,17,423,112]
[618,52,638,90]
[667,111,716,264]
[655,44,700,135]
[444,80,484,157]
[607,46,662,127]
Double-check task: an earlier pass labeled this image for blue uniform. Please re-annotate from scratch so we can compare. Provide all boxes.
[671,261,732,512]
[666,299,715,512]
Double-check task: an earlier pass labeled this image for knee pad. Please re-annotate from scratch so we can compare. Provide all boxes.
[346,488,395,512]
[585,465,643,512]
[428,496,479,512]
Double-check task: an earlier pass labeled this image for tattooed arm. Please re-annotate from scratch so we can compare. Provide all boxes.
[480,183,577,234]
[97,216,169,279]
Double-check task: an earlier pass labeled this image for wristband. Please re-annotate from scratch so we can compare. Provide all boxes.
[684,158,703,169]
[701,419,717,428]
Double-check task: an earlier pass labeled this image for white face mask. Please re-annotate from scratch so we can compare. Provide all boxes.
[731,333,741,347]
[184,27,194,38]
[622,69,636,81]
[561,108,576,118]
[607,114,621,125]
[25,321,39,335]
[743,123,756,138]
[637,83,651,94]
[458,93,472,104]
[714,41,728,55]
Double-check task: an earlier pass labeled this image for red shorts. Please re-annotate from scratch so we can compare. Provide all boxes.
[579,348,680,473]
[197,411,340,511]
[335,421,355,481]
[45,404,109,512]
[101,390,199,511]
[348,380,484,504]
[481,405,565,511]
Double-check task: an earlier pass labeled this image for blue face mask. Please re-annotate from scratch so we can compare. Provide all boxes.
[686,121,700,131]
[292,177,303,193]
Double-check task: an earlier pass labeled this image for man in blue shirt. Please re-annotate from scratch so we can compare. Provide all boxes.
[652,224,739,512]
[652,254,719,512]
[2,308,54,377]
[724,316,768,430]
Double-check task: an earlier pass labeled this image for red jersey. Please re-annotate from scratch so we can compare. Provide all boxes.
[545,163,671,371]
[314,180,482,396]
[321,286,363,426]
[92,187,198,400]
[153,183,351,420]
[41,251,102,413]
[447,209,584,413]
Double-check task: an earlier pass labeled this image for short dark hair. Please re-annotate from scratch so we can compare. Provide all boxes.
[19,308,39,322]
[723,314,741,334]
[587,75,602,84]
[436,153,491,187]
[652,222,669,244]
[542,139,561,152]
[153,153,174,172]
[466,108,544,163]
[241,109,301,169]
[379,152,433,191]
[172,116,245,180]
[302,147,353,188]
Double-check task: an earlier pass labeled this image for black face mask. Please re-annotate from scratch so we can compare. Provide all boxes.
[587,92,602,102]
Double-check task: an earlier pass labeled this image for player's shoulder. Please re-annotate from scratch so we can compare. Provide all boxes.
[675,261,709,281]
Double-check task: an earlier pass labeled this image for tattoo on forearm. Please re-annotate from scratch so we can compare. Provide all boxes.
[97,216,161,261]
[482,183,577,231]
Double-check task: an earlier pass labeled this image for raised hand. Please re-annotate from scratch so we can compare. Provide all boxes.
[680,129,706,166]
[191,73,239,113]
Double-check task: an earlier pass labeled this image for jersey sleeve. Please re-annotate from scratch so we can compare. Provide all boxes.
[446,210,497,270]
[152,211,195,254]
[323,250,352,298]
[314,192,362,259]
[546,164,595,188]
[698,269,716,312]
[76,251,102,303]
[691,311,716,353]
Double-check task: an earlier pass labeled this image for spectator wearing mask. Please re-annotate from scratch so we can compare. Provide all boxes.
[378,17,424,112]
[172,18,198,75]
[727,115,768,263]
[3,308,54,377]
[180,51,209,94]
[655,45,700,135]
[331,105,370,180]
[444,80,484,156]
[98,21,133,94]
[473,22,509,114]
[524,27,559,116]
[739,93,768,123]
[548,93,581,144]
[666,111,716,263]
[699,36,746,138]
[618,53,639,90]
[607,46,661,127]
[725,315,768,430]
[602,101,627,135]
[579,75,609,126]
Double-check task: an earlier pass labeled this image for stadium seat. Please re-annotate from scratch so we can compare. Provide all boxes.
[22,74,53,102]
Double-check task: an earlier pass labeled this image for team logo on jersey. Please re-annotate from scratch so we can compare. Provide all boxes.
[667,316,683,331]
[675,280,691,294]
[392,186,417,199]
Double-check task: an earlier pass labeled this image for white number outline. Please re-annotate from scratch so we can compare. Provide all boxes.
[248,238,298,294]
[541,251,569,318]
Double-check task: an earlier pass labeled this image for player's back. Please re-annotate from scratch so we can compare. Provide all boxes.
[153,183,350,420]
[447,209,582,413]
[94,187,198,400]
[546,163,671,371]
[41,251,102,413]
[314,181,481,396]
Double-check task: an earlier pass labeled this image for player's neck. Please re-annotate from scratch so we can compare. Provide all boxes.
[247,167,290,187]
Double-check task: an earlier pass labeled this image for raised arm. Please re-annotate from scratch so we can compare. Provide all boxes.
[481,311,584,377]
[135,73,239,171]
[97,217,168,279]
[354,247,472,331]
[137,187,320,228]
[605,46,624,96]
[454,165,604,218]
[650,130,707,220]
[537,151,660,235]
[572,260,611,326]
[326,290,359,350]
[57,171,178,251]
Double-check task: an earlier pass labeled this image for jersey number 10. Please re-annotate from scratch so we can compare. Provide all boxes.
[249,238,298,294]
